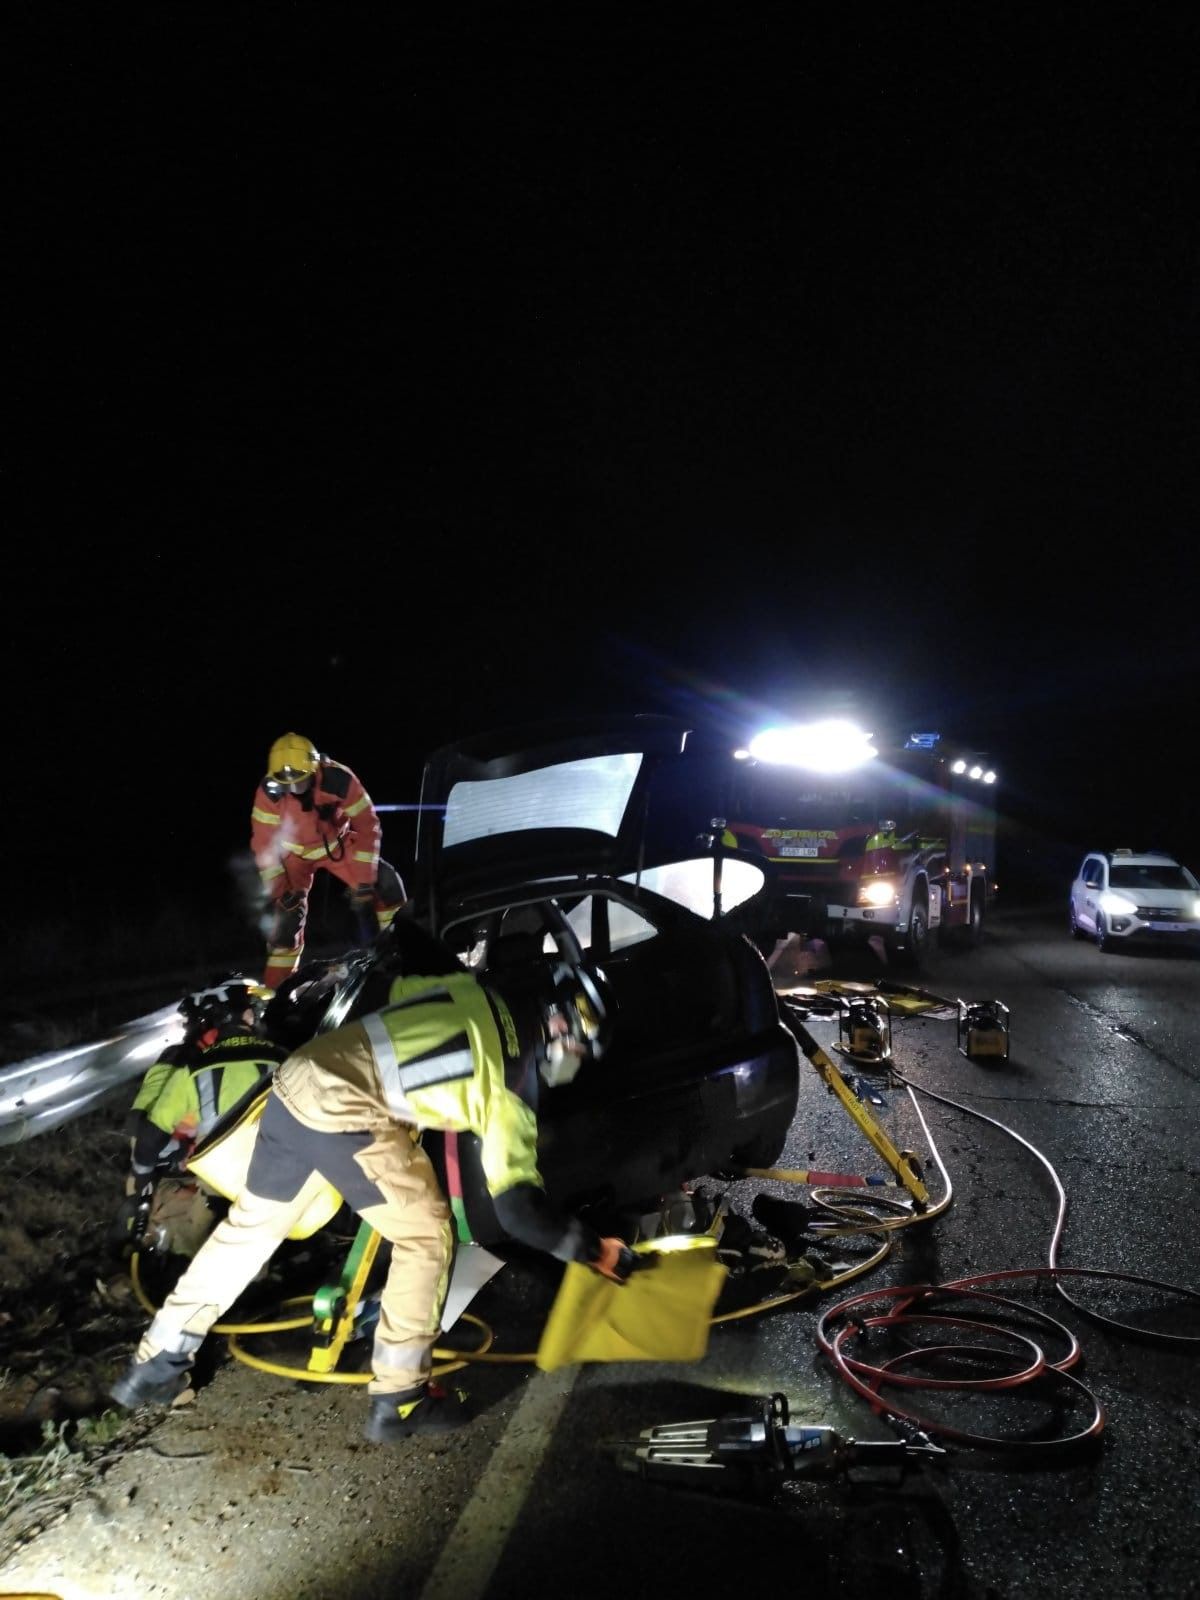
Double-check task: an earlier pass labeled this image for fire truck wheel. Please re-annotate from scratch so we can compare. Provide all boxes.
[966,888,985,948]
[905,894,930,968]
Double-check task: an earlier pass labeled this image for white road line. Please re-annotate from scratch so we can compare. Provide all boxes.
[418,1365,580,1600]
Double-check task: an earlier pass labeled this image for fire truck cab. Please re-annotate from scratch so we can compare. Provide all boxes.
[721,724,997,968]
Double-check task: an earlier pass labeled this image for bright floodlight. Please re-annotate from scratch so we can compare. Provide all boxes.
[969,765,983,780]
[951,759,967,774]
[747,719,878,773]
[983,770,996,784]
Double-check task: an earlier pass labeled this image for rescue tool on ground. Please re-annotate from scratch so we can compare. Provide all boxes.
[623,1391,946,1494]
[957,998,1011,1061]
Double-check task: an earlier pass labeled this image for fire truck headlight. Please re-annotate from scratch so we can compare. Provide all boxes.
[859,878,898,908]
[1099,891,1138,916]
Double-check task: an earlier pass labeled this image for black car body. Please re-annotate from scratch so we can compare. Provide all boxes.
[266,715,801,1248]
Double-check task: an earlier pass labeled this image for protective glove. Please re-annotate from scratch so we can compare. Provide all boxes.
[590,1237,645,1284]
[347,882,376,908]
[279,889,305,912]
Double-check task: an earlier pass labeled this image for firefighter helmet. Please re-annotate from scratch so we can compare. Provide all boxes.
[180,977,271,1033]
[267,732,320,785]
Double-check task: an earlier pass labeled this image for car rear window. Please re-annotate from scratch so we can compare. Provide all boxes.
[443,752,644,846]
[1109,863,1196,891]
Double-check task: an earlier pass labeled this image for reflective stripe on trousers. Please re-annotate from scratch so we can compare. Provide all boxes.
[139,1092,454,1393]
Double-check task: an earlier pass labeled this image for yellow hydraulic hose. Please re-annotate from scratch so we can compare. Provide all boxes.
[126,1083,951,1384]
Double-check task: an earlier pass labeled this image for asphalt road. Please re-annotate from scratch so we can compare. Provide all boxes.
[4,905,1198,1600]
[430,906,1200,1600]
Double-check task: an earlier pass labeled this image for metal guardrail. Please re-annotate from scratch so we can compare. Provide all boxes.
[0,1002,182,1146]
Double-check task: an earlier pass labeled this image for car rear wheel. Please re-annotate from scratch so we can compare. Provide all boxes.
[730,1126,789,1172]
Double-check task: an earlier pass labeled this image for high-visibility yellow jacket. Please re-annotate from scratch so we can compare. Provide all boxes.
[131,1029,288,1175]
[274,972,594,1261]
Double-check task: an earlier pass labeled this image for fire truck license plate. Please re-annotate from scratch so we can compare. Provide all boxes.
[778,846,820,857]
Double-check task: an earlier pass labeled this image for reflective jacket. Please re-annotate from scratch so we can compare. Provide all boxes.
[130,1047,185,1116]
[132,1029,288,1174]
[274,972,594,1262]
[250,759,382,892]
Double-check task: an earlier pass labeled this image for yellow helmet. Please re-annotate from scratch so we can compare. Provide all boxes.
[267,732,320,785]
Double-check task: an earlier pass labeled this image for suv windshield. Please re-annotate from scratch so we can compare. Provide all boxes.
[1109,863,1197,891]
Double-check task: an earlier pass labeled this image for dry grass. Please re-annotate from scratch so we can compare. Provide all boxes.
[0,1421,77,1523]
[0,1411,156,1569]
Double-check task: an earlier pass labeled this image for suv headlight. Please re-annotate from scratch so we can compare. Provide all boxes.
[1099,891,1138,916]
[859,878,898,908]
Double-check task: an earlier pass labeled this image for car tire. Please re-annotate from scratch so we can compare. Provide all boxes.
[1095,912,1112,952]
[731,1126,789,1172]
[1069,902,1085,940]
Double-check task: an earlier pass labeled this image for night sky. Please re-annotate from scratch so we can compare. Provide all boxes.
[10,7,1200,924]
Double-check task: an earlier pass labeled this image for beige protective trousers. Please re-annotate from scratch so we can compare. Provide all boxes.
[138,1092,455,1394]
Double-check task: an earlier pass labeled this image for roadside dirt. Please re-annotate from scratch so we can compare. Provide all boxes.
[0,1080,541,1600]
[0,970,800,1600]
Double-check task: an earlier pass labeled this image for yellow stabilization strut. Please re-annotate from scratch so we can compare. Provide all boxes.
[779,1008,930,1210]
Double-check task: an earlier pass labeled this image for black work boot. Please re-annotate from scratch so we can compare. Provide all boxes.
[109,1349,194,1409]
[363,1382,472,1444]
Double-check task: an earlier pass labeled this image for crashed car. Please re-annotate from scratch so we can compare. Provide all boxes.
[259,715,801,1249]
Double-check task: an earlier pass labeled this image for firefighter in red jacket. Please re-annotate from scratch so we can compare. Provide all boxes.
[251,733,406,989]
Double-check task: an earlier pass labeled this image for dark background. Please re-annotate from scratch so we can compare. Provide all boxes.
[8,6,1199,952]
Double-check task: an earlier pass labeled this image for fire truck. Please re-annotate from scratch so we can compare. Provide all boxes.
[718,722,998,968]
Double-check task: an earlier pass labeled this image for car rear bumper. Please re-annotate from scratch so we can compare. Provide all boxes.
[436,1028,801,1247]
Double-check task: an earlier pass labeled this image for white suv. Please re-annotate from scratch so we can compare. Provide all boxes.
[1069,850,1200,951]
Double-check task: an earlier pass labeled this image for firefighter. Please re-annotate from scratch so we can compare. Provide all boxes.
[109,957,640,1442]
[251,733,407,990]
[115,979,288,1256]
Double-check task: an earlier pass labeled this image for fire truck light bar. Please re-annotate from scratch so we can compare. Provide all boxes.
[951,759,997,783]
[746,720,879,773]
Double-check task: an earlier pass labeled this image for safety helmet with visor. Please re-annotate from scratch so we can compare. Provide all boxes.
[266,732,320,795]
[180,976,271,1035]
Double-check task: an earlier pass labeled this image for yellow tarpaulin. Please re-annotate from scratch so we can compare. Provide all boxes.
[536,1235,727,1371]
